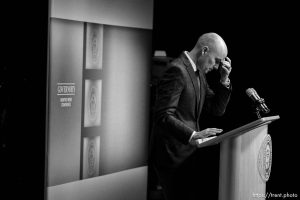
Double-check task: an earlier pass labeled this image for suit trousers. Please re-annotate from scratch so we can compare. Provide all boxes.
[153,146,220,200]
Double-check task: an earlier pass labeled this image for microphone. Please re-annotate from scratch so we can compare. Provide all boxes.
[246,88,270,114]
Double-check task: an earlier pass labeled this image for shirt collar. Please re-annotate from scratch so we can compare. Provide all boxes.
[184,51,197,72]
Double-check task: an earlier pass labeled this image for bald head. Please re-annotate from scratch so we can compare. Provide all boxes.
[193,32,227,59]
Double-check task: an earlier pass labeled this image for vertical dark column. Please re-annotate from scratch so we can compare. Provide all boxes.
[1,1,49,199]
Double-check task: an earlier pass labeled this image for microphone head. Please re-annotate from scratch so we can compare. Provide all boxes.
[246,88,255,97]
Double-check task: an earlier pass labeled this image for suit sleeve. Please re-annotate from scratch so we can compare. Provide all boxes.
[204,82,232,116]
[154,66,194,144]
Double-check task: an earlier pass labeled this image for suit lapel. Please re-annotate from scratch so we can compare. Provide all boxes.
[181,53,200,111]
[197,69,207,119]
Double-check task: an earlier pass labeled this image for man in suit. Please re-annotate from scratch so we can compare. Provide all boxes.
[150,33,232,200]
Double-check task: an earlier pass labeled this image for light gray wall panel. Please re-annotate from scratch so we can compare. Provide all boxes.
[50,0,153,29]
[101,25,151,174]
[48,18,83,186]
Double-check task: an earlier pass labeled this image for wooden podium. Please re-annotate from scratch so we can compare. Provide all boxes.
[197,115,280,200]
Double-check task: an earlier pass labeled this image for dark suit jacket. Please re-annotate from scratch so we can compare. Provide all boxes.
[150,52,232,170]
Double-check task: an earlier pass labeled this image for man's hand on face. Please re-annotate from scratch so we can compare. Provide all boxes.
[219,57,232,83]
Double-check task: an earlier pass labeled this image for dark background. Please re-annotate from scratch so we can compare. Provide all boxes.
[0,0,298,200]
[1,1,48,199]
[151,0,299,198]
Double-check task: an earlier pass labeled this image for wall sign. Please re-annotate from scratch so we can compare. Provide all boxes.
[57,82,76,107]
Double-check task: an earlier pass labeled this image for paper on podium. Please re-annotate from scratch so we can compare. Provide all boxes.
[196,136,217,147]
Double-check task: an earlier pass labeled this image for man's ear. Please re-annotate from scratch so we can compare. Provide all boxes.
[202,46,209,55]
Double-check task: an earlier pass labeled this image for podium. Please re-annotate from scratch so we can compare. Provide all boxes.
[197,115,280,200]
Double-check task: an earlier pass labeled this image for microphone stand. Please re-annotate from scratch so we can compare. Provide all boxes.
[255,107,262,119]
[254,98,269,119]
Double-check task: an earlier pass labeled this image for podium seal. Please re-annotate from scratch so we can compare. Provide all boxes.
[257,134,272,182]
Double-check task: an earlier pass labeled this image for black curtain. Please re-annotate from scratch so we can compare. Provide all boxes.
[1,1,48,199]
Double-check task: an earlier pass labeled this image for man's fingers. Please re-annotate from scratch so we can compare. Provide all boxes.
[225,57,231,63]
[192,128,223,140]
[222,63,231,71]
[206,128,223,135]
[207,128,223,132]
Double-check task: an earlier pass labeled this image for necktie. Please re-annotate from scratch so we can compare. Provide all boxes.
[195,69,200,88]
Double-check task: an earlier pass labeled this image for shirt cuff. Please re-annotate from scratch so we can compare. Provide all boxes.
[189,131,197,143]
[220,78,230,88]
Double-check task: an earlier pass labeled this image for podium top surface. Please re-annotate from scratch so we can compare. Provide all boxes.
[197,115,280,148]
